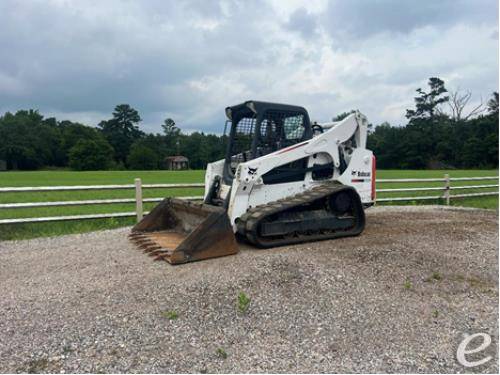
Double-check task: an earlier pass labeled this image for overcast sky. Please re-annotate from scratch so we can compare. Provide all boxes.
[0,0,498,134]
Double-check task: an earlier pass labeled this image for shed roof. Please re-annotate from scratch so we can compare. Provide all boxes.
[165,156,189,162]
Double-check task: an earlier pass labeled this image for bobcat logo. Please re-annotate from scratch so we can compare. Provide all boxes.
[351,170,370,177]
[248,167,258,175]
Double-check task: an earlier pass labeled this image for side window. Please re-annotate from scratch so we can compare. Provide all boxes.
[229,116,256,173]
[257,111,305,156]
[257,118,278,155]
[283,115,304,140]
[260,119,277,138]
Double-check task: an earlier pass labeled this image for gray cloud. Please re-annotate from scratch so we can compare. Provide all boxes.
[285,7,318,39]
[0,0,497,133]
[324,0,498,40]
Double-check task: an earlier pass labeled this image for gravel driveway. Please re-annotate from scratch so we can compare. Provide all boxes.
[0,206,498,373]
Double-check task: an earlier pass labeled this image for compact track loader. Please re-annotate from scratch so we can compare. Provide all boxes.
[130,101,375,264]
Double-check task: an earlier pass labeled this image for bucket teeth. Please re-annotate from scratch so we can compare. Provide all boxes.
[153,255,169,262]
[153,252,174,262]
[152,250,170,257]
[133,239,155,247]
[146,249,164,256]
[130,234,171,257]
[134,238,154,245]
[141,245,163,253]
[128,197,239,265]
[129,235,164,254]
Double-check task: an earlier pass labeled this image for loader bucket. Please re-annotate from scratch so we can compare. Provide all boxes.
[129,198,238,264]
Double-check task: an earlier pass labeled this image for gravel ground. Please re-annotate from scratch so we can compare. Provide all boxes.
[0,206,498,373]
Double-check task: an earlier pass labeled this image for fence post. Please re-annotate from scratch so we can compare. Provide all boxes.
[444,173,450,205]
[135,178,143,222]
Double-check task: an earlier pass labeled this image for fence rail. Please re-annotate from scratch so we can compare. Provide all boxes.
[375,174,498,204]
[0,175,497,225]
[0,183,204,193]
[376,176,498,183]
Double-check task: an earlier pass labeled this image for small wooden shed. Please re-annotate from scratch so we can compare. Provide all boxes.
[164,156,189,170]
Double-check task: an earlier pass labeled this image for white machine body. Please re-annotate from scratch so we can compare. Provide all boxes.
[204,112,376,230]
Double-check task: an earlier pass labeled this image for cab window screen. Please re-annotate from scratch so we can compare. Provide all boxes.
[230,116,256,173]
[257,111,305,156]
[283,114,305,140]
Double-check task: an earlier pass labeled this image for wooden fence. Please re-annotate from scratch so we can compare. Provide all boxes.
[0,175,497,225]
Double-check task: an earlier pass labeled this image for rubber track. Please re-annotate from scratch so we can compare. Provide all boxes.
[237,182,365,248]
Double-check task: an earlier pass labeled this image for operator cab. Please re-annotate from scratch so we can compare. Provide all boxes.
[223,100,313,184]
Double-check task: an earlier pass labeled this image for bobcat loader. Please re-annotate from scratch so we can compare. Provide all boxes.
[130,101,376,264]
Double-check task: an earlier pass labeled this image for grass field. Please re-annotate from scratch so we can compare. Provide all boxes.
[0,169,497,240]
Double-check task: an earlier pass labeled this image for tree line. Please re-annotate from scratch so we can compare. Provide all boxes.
[0,104,227,170]
[0,77,497,171]
[368,78,498,169]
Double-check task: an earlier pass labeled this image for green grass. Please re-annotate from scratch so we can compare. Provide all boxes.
[0,169,497,240]
[403,279,413,290]
[161,310,179,320]
[237,291,251,313]
[0,170,205,186]
[0,170,205,240]
[216,348,228,359]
